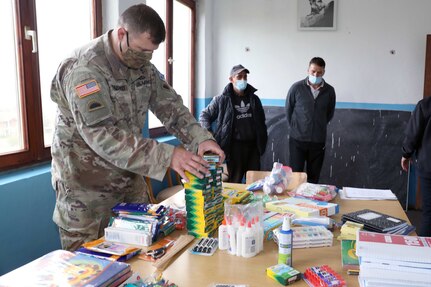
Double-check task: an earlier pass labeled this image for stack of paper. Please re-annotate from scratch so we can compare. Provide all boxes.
[340,187,397,200]
[356,231,431,287]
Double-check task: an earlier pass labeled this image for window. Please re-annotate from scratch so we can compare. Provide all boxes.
[146,0,196,137]
[0,0,101,171]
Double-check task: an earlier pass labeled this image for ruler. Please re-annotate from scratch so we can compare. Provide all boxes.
[152,234,195,270]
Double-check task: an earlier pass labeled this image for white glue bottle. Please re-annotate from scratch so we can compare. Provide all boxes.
[236,217,246,256]
[226,218,237,255]
[254,216,264,253]
[278,216,293,266]
[218,218,229,250]
[242,221,257,258]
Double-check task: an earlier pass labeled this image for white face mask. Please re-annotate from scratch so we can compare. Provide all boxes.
[308,75,323,85]
[235,80,247,91]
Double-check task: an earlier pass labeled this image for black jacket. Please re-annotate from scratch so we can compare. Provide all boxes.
[286,78,336,143]
[402,97,431,178]
[199,83,268,159]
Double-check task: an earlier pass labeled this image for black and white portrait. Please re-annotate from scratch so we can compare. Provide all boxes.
[298,0,337,30]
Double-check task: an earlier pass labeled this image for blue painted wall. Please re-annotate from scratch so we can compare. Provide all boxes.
[0,164,61,275]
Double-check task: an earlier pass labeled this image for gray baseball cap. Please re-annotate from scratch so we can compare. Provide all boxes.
[230,64,250,77]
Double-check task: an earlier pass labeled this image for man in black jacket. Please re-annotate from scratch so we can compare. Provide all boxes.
[401,96,431,236]
[286,57,336,183]
[200,65,268,183]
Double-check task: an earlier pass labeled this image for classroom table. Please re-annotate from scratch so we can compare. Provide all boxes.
[129,182,412,287]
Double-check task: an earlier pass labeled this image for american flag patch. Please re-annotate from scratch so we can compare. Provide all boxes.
[75,80,100,98]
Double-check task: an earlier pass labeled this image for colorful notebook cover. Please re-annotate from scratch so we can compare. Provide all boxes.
[340,239,359,271]
[0,250,131,287]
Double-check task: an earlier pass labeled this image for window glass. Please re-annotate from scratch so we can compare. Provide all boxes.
[0,0,24,155]
[173,1,192,109]
[35,0,93,146]
[146,0,166,129]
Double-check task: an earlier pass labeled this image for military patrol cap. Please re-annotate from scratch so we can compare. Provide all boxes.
[230,64,249,77]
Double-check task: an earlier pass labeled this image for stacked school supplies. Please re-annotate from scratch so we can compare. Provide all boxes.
[184,154,224,238]
[77,238,141,262]
[266,264,302,285]
[105,203,171,246]
[341,209,415,235]
[265,197,339,217]
[287,182,337,202]
[263,211,295,241]
[0,249,132,287]
[303,265,346,287]
[356,230,431,287]
[273,226,333,249]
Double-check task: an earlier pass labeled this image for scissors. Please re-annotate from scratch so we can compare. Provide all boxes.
[145,240,175,259]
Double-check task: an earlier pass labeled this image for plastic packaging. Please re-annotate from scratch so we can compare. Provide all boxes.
[263,163,292,195]
[288,182,338,202]
[224,199,264,258]
[278,216,293,266]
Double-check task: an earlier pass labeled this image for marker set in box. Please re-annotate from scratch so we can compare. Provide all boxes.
[190,237,218,256]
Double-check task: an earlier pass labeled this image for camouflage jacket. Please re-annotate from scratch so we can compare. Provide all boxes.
[50,31,213,191]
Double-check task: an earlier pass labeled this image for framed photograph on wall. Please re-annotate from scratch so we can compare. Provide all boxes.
[298,0,337,30]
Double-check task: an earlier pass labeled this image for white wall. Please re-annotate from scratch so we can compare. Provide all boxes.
[197,0,431,105]
[102,0,144,32]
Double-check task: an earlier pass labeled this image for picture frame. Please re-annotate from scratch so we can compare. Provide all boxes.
[298,0,337,31]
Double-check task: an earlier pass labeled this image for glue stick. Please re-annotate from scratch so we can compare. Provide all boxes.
[278,216,293,266]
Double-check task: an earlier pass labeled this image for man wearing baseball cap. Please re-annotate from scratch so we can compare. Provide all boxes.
[200,64,268,183]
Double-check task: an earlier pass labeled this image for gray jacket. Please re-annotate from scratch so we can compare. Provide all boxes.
[286,78,336,143]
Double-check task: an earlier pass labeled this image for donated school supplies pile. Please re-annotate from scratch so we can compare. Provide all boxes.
[185,154,224,238]
[105,202,172,246]
[0,250,132,287]
[356,230,431,287]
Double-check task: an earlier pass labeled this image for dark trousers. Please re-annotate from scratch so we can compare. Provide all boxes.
[419,176,431,236]
[289,138,325,184]
[227,140,260,183]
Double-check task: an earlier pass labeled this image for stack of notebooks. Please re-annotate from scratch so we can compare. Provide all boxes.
[104,202,172,246]
[341,209,415,235]
[265,197,339,217]
[185,154,224,238]
[77,238,141,262]
[356,230,431,287]
[0,250,132,287]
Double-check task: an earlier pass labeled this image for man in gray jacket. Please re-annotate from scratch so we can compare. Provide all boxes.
[285,57,336,183]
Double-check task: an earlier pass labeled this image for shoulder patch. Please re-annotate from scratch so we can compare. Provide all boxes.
[75,80,100,98]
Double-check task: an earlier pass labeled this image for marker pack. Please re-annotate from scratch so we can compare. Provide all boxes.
[190,237,218,256]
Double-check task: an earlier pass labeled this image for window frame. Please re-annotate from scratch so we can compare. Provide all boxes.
[149,0,196,138]
[0,0,102,172]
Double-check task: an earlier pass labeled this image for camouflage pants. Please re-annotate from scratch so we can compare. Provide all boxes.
[52,179,148,251]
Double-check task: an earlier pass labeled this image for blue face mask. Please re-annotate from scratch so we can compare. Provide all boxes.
[235,80,247,91]
[308,75,323,85]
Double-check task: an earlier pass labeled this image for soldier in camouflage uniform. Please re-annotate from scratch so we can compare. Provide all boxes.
[50,4,224,251]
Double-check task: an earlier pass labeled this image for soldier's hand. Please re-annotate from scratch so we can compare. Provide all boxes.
[170,146,210,182]
[197,140,225,163]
